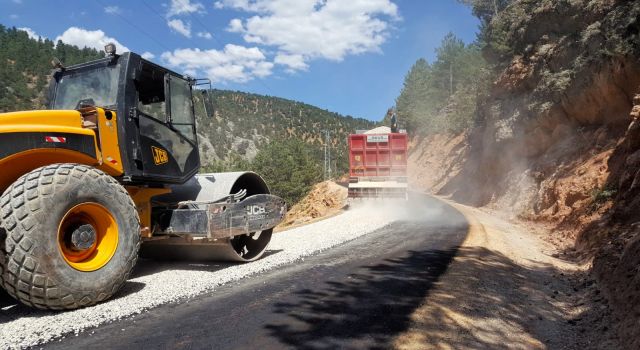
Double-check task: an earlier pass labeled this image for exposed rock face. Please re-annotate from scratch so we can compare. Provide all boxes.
[193,90,375,166]
[423,1,640,348]
[585,95,640,350]
[446,0,640,210]
[408,133,468,195]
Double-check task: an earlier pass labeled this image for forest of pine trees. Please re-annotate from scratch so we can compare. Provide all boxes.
[394,0,515,135]
[395,32,489,134]
[0,25,104,111]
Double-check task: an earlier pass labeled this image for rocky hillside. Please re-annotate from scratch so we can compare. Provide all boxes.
[408,0,640,348]
[194,89,374,171]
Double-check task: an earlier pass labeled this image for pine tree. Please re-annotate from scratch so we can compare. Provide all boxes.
[251,139,322,206]
[396,58,433,132]
[395,33,489,134]
[457,0,512,24]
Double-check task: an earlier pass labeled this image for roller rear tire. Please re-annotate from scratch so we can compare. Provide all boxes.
[0,164,140,310]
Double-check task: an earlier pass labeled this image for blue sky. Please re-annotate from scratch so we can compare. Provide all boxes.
[2,0,479,121]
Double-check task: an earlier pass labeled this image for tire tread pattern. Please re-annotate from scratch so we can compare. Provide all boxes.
[0,164,140,310]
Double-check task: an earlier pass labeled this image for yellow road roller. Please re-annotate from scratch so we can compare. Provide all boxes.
[0,45,286,310]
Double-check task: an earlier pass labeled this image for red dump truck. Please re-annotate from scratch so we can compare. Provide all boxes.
[348,127,408,199]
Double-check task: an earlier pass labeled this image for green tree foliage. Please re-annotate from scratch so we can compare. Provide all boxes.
[0,25,104,112]
[457,0,514,60]
[200,152,251,173]
[395,59,434,131]
[250,138,322,206]
[396,33,489,134]
[193,89,374,177]
[457,0,512,25]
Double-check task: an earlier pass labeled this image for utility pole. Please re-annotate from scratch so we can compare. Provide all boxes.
[322,130,331,180]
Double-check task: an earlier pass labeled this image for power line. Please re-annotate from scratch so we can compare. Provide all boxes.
[140,0,173,26]
[139,0,206,49]
[93,0,172,52]
[189,11,228,50]
[115,0,273,92]
[176,3,274,91]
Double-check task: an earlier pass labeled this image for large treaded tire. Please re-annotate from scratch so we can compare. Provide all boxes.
[0,164,140,310]
[0,226,5,291]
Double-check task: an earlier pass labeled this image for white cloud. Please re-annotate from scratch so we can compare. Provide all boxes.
[197,31,213,39]
[217,0,399,70]
[9,14,19,19]
[18,27,43,41]
[167,0,204,16]
[11,0,22,4]
[141,51,156,60]
[167,18,192,38]
[55,27,129,53]
[104,5,121,14]
[161,44,274,83]
[227,18,244,32]
[274,53,308,72]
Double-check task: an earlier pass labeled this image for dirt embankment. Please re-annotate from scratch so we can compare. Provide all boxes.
[276,181,347,231]
[394,201,620,350]
[408,133,468,194]
[409,0,640,348]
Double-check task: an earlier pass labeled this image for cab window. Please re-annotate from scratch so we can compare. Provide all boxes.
[136,69,197,175]
[53,64,120,109]
[136,64,166,121]
[168,76,196,143]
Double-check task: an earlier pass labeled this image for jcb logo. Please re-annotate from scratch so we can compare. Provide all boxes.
[151,146,169,165]
[247,205,266,215]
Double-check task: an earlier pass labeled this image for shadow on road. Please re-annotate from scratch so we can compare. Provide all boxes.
[0,249,284,325]
[264,243,459,350]
[398,247,578,349]
[0,281,150,325]
[131,249,284,279]
[265,241,579,349]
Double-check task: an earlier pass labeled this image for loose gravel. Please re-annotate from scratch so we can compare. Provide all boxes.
[0,203,402,349]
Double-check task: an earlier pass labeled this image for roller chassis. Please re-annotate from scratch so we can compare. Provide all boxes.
[157,193,286,239]
[0,50,286,309]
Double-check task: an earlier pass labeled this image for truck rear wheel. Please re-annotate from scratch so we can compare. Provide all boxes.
[0,164,140,310]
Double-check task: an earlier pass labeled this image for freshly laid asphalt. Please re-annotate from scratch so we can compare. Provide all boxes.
[40,194,469,349]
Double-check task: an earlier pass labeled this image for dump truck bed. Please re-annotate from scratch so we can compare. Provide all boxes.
[348,132,408,199]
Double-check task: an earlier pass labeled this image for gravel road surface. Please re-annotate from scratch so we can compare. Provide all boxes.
[39,194,468,349]
[0,194,459,349]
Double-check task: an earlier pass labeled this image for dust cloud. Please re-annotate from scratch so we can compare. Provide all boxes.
[347,193,467,228]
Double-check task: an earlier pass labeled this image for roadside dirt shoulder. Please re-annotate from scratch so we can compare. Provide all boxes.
[393,199,620,350]
[276,181,347,232]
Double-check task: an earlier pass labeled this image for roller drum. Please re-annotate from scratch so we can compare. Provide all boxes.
[140,172,276,262]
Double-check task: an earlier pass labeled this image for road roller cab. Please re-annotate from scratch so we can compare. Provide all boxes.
[0,46,286,310]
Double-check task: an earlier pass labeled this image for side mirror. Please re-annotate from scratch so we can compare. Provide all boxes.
[194,78,214,118]
[201,90,215,118]
[51,57,65,70]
